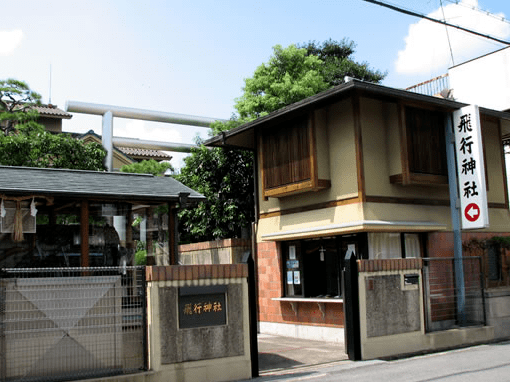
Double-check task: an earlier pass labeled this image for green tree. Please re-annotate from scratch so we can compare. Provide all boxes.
[120,159,174,176]
[235,44,330,119]
[0,78,107,171]
[236,39,386,120]
[297,38,386,87]
[176,139,254,243]
[178,40,386,242]
[0,78,42,135]
[0,124,107,170]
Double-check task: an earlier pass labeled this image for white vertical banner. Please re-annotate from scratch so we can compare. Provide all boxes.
[452,105,489,229]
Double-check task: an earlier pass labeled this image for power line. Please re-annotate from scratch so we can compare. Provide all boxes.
[363,0,510,45]
[442,0,510,25]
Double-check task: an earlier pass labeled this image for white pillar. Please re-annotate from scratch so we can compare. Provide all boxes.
[102,111,114,172]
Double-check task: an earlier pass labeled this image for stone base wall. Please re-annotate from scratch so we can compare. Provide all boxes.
[178,239,251,265]
[357,258,495,360]
[485,287,510,340]
[145,264,252,382]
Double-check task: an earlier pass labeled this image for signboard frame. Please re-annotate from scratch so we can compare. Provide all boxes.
[452,105,489,230]
[178,285,227,329]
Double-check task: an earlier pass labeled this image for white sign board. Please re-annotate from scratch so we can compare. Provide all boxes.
[452,105,489,229]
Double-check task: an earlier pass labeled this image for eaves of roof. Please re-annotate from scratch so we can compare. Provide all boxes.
[0,166,204,203]
[118,147,172,161]
[34,105,72,119]
[204,79,510,150]
[6,103,72,119]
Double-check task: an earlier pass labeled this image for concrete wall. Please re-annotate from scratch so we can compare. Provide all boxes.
[144,264,252,382]
[485,287,510,339]
[178,239,251,265]
[358,259,494,360]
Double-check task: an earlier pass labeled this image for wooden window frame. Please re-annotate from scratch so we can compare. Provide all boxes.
[259,113,330,198]
[391,103,448,186]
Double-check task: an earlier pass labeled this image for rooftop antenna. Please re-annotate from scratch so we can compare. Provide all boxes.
[440,0,455,66]
[48,64,52,105]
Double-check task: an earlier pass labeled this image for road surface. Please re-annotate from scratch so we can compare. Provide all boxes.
[248,340,510,382]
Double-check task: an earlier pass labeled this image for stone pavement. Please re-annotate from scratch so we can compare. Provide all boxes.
[257,333,349,374]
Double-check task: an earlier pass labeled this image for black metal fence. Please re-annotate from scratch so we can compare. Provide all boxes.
[0,266,147,382]
[423,257,486,332]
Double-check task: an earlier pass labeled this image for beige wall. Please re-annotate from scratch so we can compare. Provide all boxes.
[326,99,358,198]
[257,202,364,242]
[361,97,449,201]
[483,117,507,205]
[314,107,331,181]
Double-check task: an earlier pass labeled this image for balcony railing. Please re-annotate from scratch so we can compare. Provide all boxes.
[406,74,450,98]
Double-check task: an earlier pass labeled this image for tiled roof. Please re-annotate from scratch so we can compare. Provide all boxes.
[118,147,171,160]
[0,166,204,203]
[6,103,72,119]
[34,105,72,119]
[77,131,172,161]
[73,130,135,163]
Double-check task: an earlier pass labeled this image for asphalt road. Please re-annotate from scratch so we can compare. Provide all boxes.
[247,340,510,382]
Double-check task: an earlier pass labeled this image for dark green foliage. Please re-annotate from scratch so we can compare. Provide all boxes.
[235,44,329,119]
[297,38,387,86]
[120,159,174,176]
[176,140,254,243]
[0,78,106,171]
[488,236,510,249]
[134,241,147,265]
[0,78,42,135]
[0,123,106,170]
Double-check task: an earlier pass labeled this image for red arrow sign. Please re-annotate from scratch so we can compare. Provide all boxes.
[464,203,480,222]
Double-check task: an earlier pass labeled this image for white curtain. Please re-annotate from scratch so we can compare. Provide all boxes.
[404,233,421,258]
[368,233,402,259]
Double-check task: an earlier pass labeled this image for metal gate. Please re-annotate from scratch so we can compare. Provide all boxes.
[0,267,147,382]
[423,257,486,332]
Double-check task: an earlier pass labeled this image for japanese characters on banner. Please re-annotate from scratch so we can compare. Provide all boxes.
[452,105,489,230]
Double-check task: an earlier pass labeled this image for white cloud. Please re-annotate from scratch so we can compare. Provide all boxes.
[395,0,510,75]
[0,29,23,55]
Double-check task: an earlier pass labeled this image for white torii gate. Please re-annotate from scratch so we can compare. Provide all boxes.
[65,101,225,171]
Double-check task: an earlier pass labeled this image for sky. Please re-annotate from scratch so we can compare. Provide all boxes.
[2,0,509,169]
